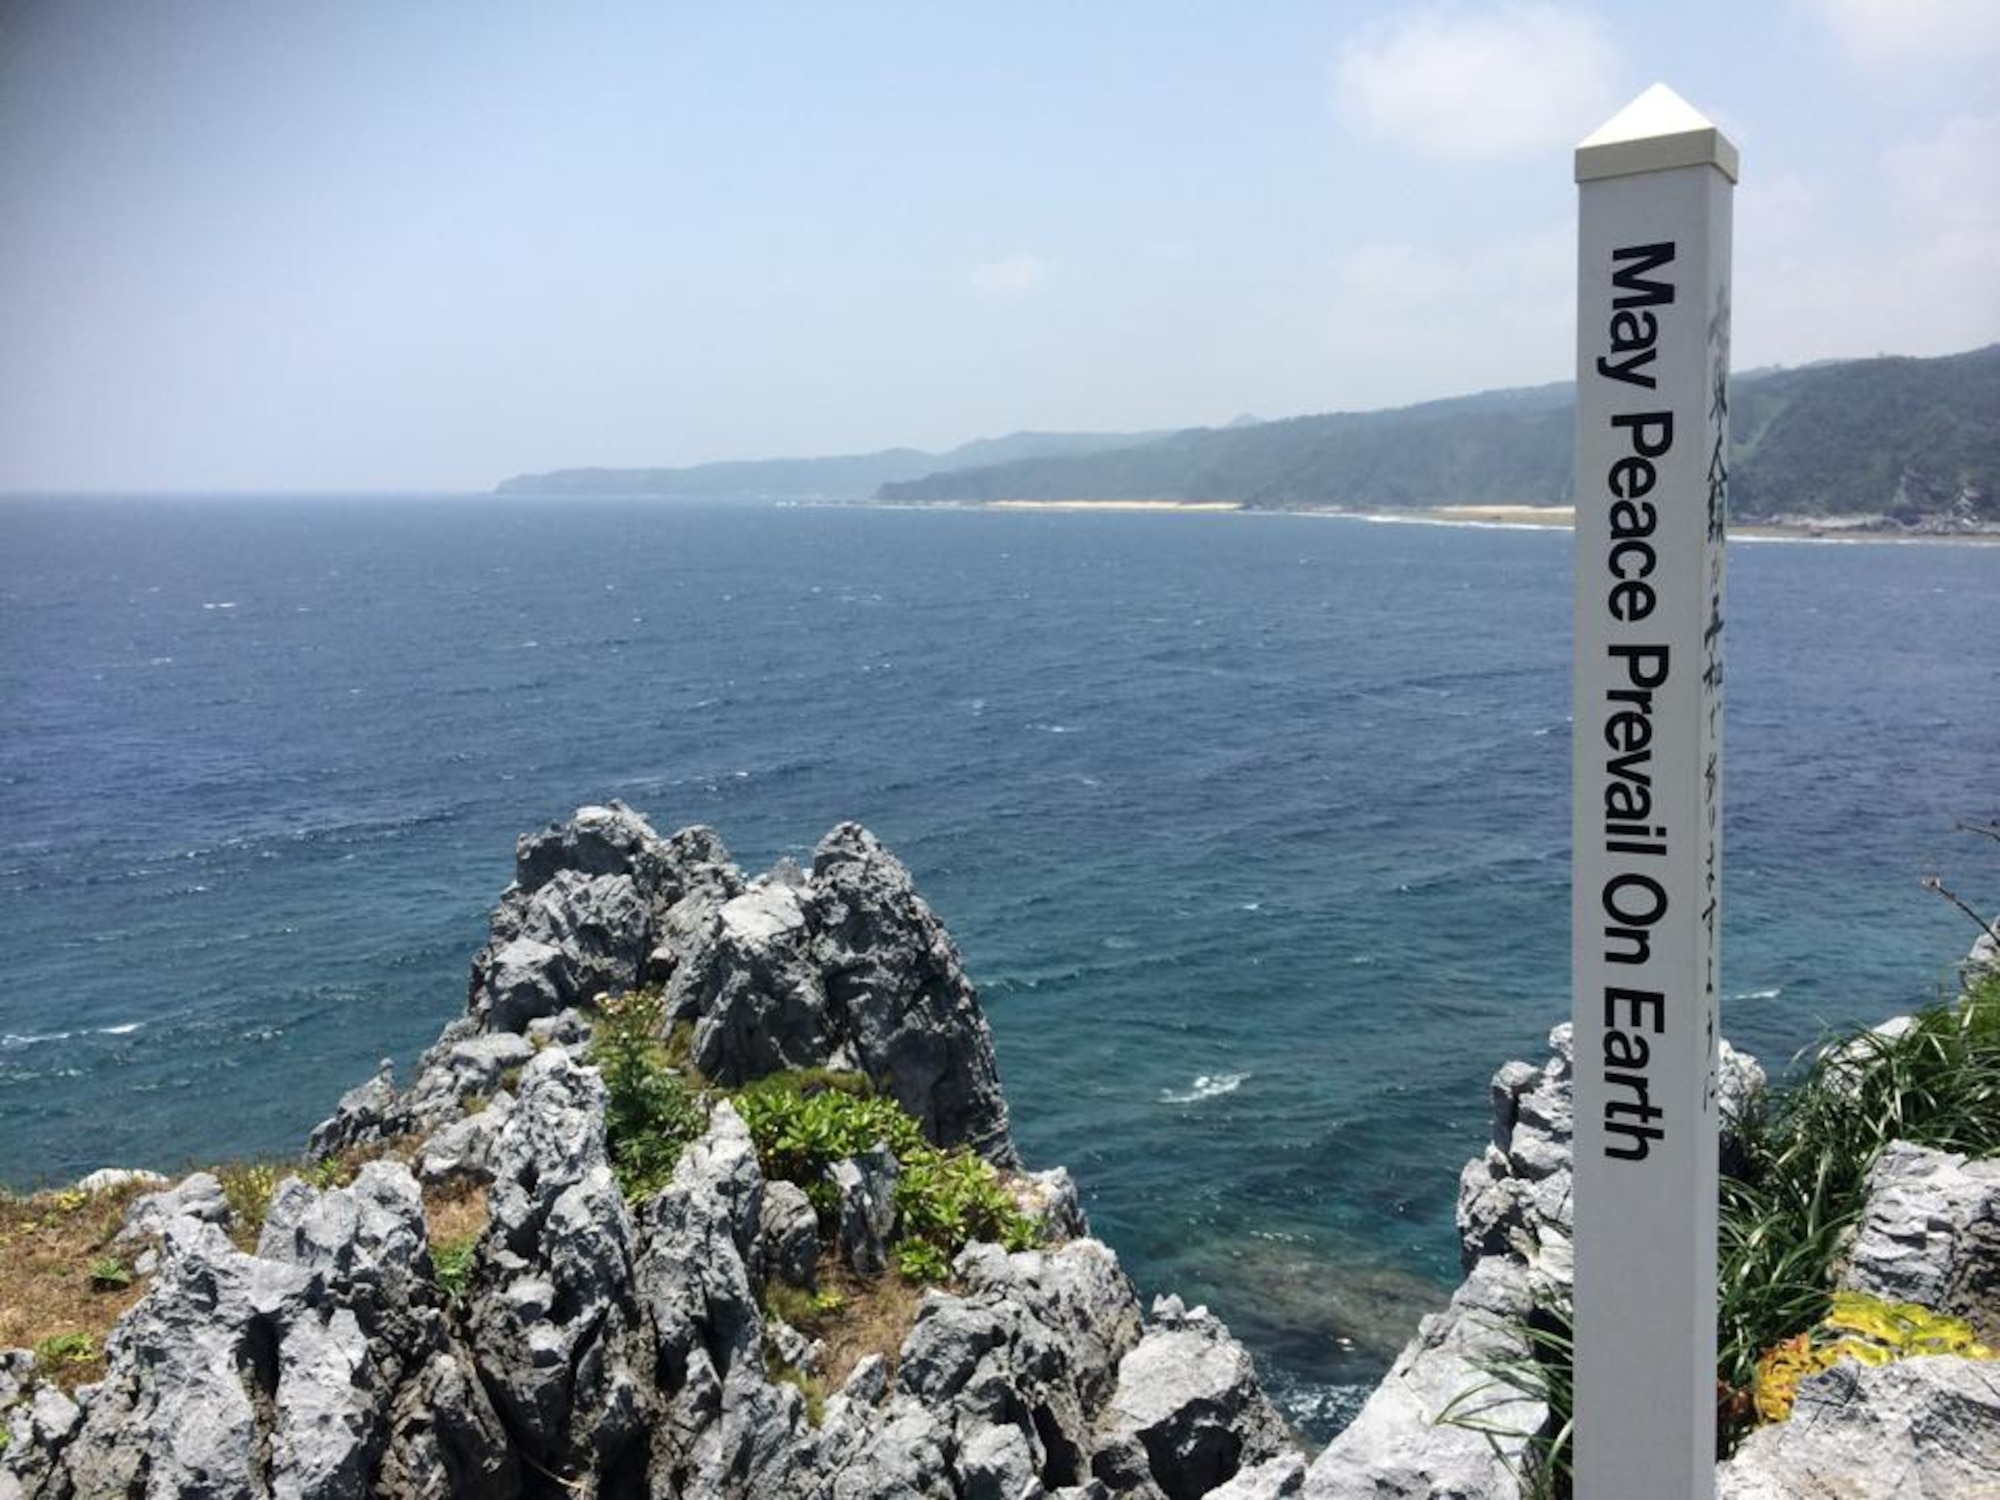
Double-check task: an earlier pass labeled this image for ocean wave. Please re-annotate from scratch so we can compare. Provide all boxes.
[6,1019,148,1048]
[1731,986,1783,1001]
[1161,1072,1247,1105]
[1262,1369,1370,1443]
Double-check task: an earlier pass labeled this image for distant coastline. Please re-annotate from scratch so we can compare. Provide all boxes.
[865,496,2000,544]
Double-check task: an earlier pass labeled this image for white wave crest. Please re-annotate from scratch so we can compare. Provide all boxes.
[1161,1072,1248,1105]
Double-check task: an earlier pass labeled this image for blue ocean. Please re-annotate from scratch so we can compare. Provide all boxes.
[3,496,1996,1433]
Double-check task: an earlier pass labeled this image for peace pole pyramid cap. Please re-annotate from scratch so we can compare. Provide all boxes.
[1576,83,1740,185]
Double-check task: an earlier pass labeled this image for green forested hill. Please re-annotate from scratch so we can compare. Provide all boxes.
[877,345,2000,521]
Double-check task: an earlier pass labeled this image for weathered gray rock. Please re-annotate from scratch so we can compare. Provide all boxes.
[760,1177,822,1290]
[1456,1023,1761,1302]
[2,1381,81,1498]
[1304,1257,1546,1500]
[807,823,1017,1163]
[116,1169,232,1244]
[1842,1139,2000,1341]
[632,1101,822,1498]
[54,1151,484,1500]
[1207,1454,1307,1499]
[1014,1165,1090,1242]
[475,869,652,1029]
[832,1146,901,1277]
[1716,1354,2000,1498]
[685,880,845,1080]
[514,800,674,894]
[374,1349,522,1499]
[414,1091,515,1185]
[307,1057,401,1159]
[464,1048,647,1478]
[960,1421,1043,1499]
[1101,1296,1292,1500]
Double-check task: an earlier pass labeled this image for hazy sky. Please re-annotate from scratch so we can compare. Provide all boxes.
[2,1,1995,492]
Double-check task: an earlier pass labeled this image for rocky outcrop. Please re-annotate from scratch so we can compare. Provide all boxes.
[311,806,1014,1168]
[1840,1139,2000,1343]
[1,808,1284,1499]
[1715,1355,2000,1499]
[1300,1017,1770,1498]
[1302,1258,1544,1500]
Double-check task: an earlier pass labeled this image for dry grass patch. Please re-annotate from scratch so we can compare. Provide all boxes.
[0,1179,155,1388]
[806,1259,929,1390]
[422,1180,490,1304]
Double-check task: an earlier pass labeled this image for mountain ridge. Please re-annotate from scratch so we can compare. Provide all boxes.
[493,344,1999,524]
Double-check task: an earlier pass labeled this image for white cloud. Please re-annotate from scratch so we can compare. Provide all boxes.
[1884,113,2000,233]
[969,253,1049,299]
[1734,114,2000,367]
[1811,0,2000,65]
[1333,5,1618,159]
[1319,226,1575,401]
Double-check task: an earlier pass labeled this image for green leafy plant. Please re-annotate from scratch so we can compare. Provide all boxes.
[33,1331,96,1370]
[431,1234,480,1304]
[591,988,705,1200]
[215,1161,283,1244]
[86,1256,133,1291]
[891,1239,953,1286]
[734,1070,1040,1285]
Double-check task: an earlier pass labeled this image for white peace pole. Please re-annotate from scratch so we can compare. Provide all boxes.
[1571,84,1736,1500]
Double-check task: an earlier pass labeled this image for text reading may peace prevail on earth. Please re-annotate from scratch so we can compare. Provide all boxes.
[1591,240,1678,1163]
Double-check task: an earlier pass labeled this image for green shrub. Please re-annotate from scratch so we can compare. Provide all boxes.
[591,989,705,1200]
[734,1073,922,1214]
[734,1071,1040,1284]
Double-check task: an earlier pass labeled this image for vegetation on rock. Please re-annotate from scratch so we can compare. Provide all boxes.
[733,1068,1041,1282]
[1752,1291,1994,1423]
[590,987,704,1200]
[1718,966,2000,1421]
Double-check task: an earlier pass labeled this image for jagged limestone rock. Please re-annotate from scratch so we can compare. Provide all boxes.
[1207,1454,1307,1499]
[759,1178,821,1291]
[1716,1355,2000,1498]
[1303,1257,1546,1500]
[807,823,1017,1164]
[15,810,1306,1500]
[1841,1139,2000,1342]
[464,1048,646,1480]
[831,1146,901,1278]
[1101,1296,1293,1500]
[115,1169,233,1245]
